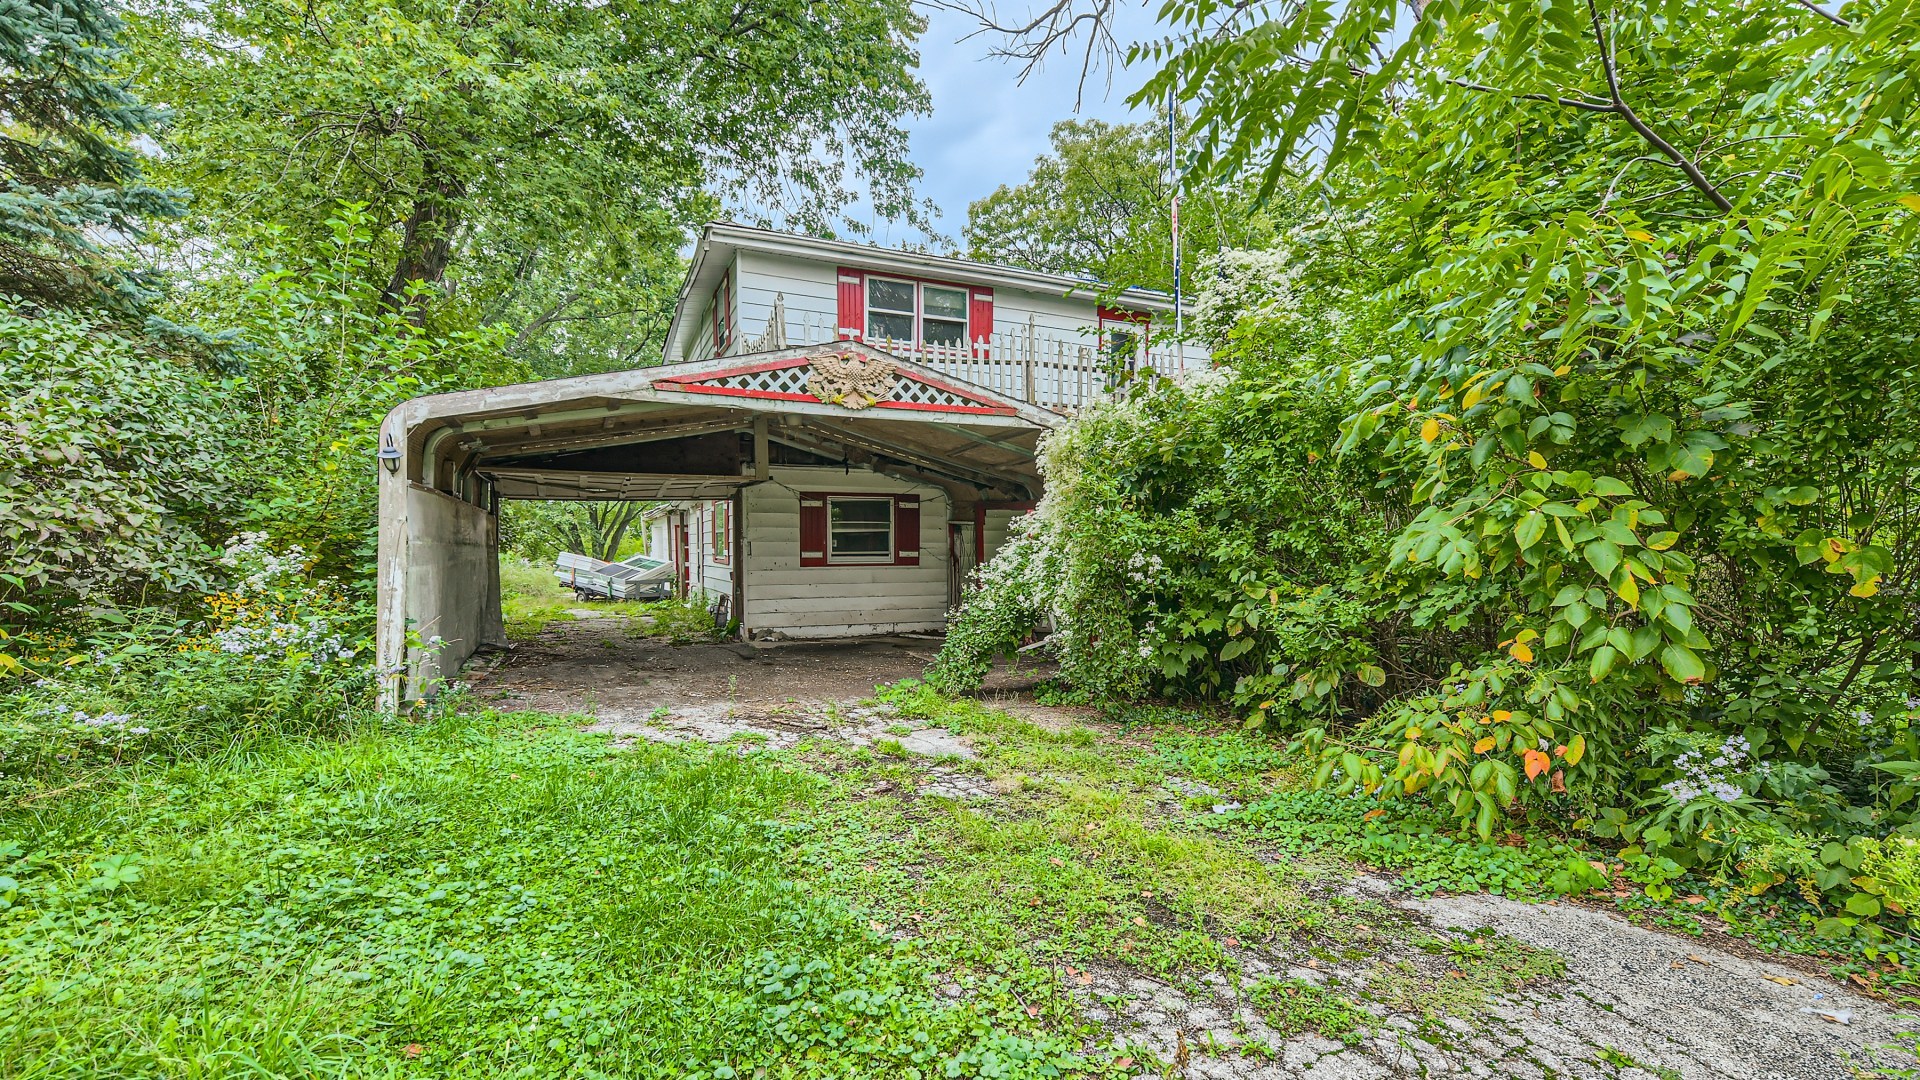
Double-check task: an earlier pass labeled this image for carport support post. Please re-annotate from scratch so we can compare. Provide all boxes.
[375,409,411,713]
[731,488,745,636]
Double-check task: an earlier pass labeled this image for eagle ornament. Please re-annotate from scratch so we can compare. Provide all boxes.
[805,350,897,410]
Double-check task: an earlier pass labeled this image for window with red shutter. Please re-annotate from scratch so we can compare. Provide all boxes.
[798,493,924,568]
[894,496,920,566]
[799,497,827,567]
[836,267,865,341]
[968,289,993,358]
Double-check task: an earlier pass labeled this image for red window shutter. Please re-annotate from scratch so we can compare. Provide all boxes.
[969,287,993,358]
[894,495,920,566]
[836,267,865,341]
[799,496,827,567]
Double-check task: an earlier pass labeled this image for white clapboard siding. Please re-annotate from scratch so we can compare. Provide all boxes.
[983,509,1022,563]
[741,465,948,637]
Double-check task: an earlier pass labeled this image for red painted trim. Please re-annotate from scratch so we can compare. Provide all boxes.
[655,356,809,383]
[858,267,985,292]
[974,504,986,566]
[1097,305,1151,325]
[654,358,1027,416]
[836,267,865,341]
[969,287,994,359]
[801,491,923,567]
[655,378,1019,415]
[871,400,1018,417]
[652,381,821,404]
[903,367,1003,403]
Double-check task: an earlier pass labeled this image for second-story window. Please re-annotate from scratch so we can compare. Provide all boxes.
[865,277,970,349]
[866,278,915,342]
[922,285,967,348]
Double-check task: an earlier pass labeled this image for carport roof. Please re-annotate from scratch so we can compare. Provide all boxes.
[385,341,1059,503]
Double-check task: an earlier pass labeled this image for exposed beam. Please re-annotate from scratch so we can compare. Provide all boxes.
[786,421,1035,497]
[476,416,746,461]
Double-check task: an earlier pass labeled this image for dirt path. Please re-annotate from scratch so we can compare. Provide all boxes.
[461,620,1913,1079]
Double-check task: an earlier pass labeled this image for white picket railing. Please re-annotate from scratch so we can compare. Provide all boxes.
[716,294,1203,412]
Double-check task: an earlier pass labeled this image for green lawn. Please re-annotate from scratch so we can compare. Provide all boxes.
[0,709,1084,1078]
[0,684,1583,1079]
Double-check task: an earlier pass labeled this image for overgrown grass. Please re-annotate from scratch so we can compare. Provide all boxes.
[0,710,1086,1078]
[500,558,720,644]
[500,556,584,639]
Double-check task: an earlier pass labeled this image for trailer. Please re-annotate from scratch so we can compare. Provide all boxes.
[553,551,673,601]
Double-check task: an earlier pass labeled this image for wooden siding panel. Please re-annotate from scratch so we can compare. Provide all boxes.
[741,466,947,637]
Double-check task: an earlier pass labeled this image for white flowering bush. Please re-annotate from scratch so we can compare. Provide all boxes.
[930,347,1390,712]
[0,535,371,797]
[204,533,360,666]
[1660,734,1757,806]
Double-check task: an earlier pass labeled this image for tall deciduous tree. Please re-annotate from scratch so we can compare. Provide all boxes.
[127,0,932,338]
[0,0,182,317]
[963,116,1273,294]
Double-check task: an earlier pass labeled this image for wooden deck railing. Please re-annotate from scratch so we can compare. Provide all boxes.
[716,295,1202,412]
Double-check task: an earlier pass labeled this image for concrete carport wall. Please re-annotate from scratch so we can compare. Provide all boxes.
[375,341,1058,706]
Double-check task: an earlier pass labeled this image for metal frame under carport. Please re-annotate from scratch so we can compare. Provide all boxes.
[374,341,1058,708]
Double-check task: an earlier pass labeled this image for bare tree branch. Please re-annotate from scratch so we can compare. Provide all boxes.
[921,0,1121,110]
[1585,0,1733,213]
[1792,0,1850,27]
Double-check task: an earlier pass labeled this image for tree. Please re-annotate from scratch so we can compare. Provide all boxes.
[0,309,239,623]
[0,0,183,317]
[503,501,652,563]
[952,0,1920,850]
[127,0,933,341]
[963,116,1273,294]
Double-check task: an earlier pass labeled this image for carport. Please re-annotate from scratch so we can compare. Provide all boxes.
[374,341,1056,706]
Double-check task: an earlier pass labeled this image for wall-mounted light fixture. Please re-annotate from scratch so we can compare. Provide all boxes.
[378,433,402,474]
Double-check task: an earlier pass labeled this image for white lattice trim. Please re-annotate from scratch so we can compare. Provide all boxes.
[890,375,980,408]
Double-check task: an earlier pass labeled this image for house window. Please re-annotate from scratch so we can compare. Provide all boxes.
[865,277,970,349]
[866,277,916,343]
[922,285,967,348]
[710,270,733,356]
[827,497,894,563]
[1098,308,1149,388]
[711,502,730,564]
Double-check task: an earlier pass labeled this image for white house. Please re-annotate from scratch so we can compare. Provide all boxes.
[375,223,1205,700]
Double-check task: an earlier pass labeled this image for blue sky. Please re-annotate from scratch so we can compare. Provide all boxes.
[853,2,1165,251]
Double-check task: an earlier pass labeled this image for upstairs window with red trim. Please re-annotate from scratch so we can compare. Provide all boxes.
[864,277,972,351]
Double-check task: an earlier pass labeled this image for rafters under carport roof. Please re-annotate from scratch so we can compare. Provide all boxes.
[389,341,1056,503]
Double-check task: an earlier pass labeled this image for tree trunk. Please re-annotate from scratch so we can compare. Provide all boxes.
[381,161,466,322]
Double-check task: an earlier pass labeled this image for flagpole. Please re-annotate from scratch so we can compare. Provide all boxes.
[1168,91,1184,371]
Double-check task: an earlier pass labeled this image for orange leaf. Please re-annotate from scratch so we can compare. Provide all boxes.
[1492,709,1512,722]
[1553,744,1568,757]
[1510,642,1534,663]
[1363,807,1386,820]
[1523,749,1551,780]
[1473,736,1496,754]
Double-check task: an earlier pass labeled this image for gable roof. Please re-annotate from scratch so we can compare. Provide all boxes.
[384,339,1058,504]
[664,222,1179,366]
